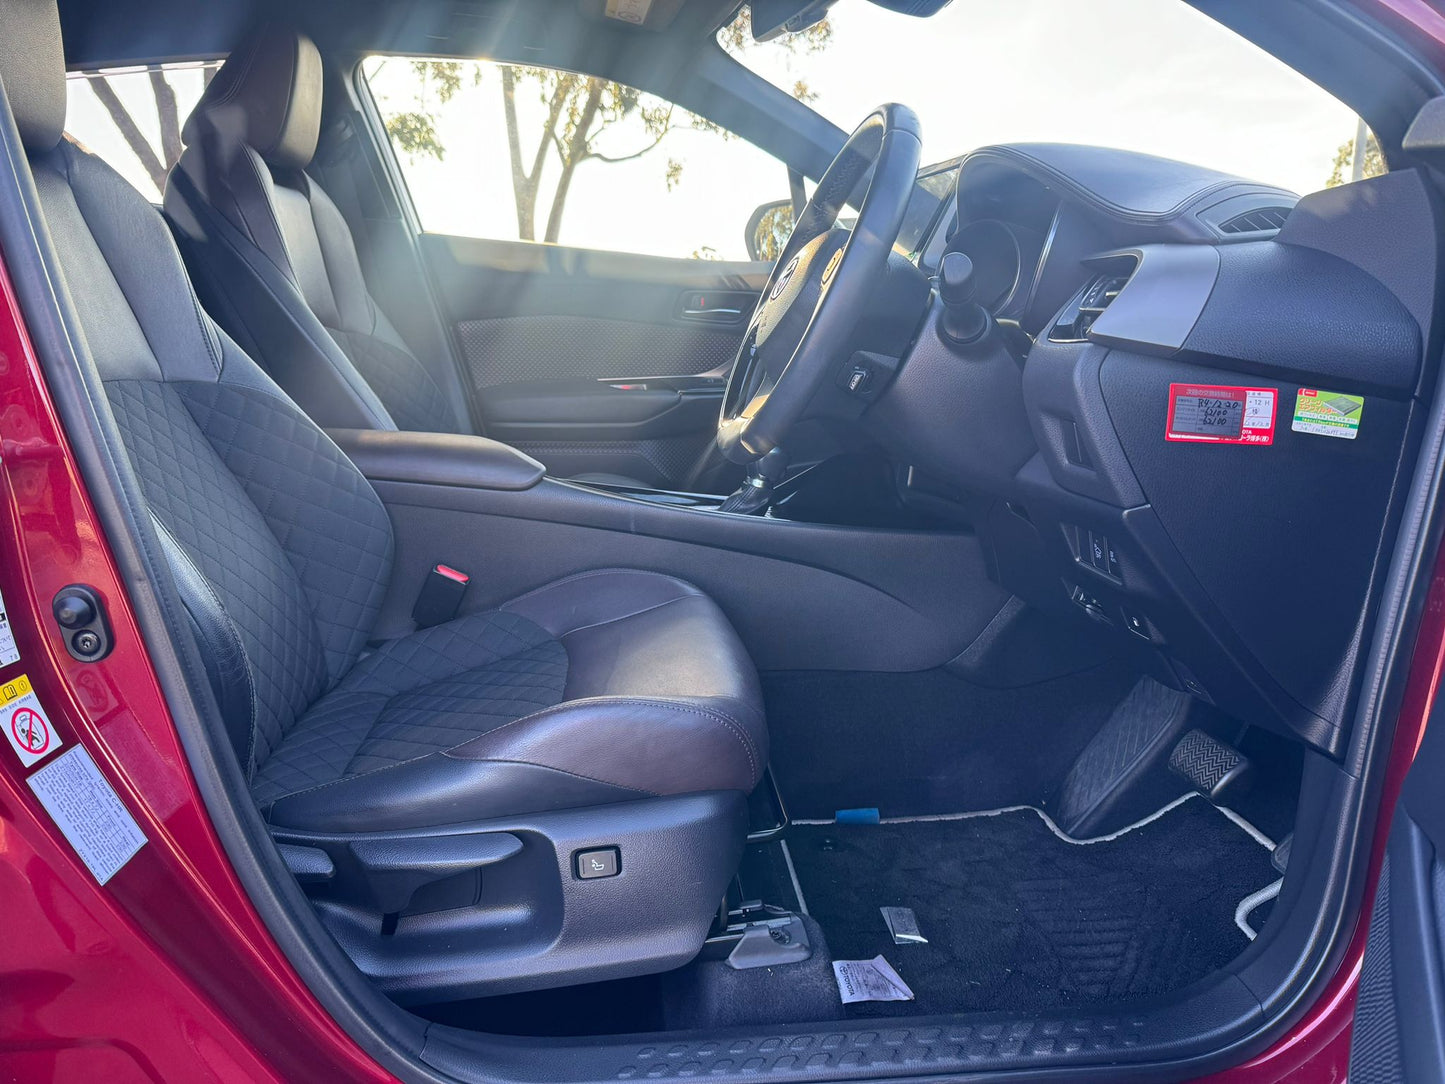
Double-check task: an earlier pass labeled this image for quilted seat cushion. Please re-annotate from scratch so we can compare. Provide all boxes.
[257,570,767,833]
[252,611,567,806]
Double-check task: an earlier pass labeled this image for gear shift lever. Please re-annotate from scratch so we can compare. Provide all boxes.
[718,448,789,515]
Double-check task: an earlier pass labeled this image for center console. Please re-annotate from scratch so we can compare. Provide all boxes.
[325,428,1017,678]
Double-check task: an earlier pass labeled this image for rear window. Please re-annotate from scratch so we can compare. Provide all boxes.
[64,60,223,203]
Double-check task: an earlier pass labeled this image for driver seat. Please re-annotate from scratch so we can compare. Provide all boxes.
[2,0,764,1000]
[163,23,644,487]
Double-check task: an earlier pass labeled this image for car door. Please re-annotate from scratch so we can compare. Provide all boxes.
[1349,695,1445,1081]
[350,56,799,490]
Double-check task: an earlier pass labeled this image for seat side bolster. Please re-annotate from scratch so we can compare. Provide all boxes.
[447,695,766,796]
[165,159,397,431]
[151,516,257,772]
[499,568,709,638]
[262,757,650,833]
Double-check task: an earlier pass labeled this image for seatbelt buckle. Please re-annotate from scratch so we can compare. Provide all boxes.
[413,564,470,628]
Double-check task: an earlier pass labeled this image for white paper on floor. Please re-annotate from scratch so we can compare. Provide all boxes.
[832,955,915,1003]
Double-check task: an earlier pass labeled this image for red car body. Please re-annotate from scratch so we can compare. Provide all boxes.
[2,3,1445,1080]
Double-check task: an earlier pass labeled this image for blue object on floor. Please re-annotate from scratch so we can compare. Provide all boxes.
[836,807,881,824]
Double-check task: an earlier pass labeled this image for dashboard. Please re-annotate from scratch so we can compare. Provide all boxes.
[871,143,1441,755]
[921,144,1309,333]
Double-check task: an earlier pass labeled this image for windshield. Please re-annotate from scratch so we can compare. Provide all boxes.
[724,0,1371,196]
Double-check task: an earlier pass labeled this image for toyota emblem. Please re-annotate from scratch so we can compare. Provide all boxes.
[769,256,801,301]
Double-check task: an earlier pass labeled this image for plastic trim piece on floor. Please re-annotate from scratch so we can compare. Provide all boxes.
[791,792,1278,850]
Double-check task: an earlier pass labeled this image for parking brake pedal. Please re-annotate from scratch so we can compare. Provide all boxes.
[1168,729,1252,803]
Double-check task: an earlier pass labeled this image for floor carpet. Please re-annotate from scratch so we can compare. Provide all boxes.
[784,796,1279,1018]
[763,664,1140,820]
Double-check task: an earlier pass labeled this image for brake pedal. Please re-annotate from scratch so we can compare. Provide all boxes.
[1168,729,1252,802]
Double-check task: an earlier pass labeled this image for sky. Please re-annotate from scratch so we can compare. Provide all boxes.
[64,0,1362,263]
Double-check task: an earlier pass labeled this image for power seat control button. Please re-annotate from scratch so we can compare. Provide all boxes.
[575,847,620,880]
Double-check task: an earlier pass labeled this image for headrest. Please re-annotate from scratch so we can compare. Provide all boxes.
[0,0,66,154]
[184,24,322,171]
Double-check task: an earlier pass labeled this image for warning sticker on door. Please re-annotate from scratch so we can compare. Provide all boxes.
[1292,388,1364,440]
[0,587,20,668]
[27,745,147,884]
[1,674,61,767]
[1166,384,1277,445]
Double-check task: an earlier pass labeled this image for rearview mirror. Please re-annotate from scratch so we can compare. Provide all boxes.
[746,198,795,262]
[749,0,835,41]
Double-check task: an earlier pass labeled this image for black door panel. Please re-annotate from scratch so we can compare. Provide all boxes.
[422,234,769,325]
[455,313,741,388]
[482,376,723,435]
[419,234,769,486]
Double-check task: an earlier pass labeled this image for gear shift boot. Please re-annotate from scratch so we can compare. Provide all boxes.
[718,449,788,515]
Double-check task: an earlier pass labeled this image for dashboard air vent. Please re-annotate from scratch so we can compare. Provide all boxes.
[1217,206,1291,234]
[1052,272,1131,342]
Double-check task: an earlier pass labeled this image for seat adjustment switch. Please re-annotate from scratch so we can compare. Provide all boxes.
[575,847,620,879]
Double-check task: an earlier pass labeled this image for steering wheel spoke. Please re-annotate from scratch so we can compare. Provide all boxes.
[716,105,923,464]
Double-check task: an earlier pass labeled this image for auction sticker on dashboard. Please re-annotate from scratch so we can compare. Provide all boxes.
[1,674,61,767]
[1292,388,1364,439]
[1166,384,1277,445]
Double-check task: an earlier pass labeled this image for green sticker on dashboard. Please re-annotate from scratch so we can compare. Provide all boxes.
[1292,389,1364,440]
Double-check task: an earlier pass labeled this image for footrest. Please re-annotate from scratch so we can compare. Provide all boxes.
[1168,729,1252,801]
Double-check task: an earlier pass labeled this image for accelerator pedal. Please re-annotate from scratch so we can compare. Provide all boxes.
[1168,729,1253,803]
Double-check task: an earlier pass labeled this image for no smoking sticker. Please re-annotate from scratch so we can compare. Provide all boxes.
[1,674,62,767]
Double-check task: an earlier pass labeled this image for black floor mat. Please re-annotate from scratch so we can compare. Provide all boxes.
[785,797,1278,1017]
[763,664,1139,820]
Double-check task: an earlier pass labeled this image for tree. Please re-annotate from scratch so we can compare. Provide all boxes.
[500,65,682,242]
[380,60,477,163]
[83,64,217,195]
[1327,129,1386,188]
[752,201,795,262]
[377,8,831,244]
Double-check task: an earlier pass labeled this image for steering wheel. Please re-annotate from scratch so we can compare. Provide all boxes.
[717,104,922,464]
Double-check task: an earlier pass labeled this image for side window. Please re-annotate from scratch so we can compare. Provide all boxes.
[362,57,790,262]
[64,61,223,203]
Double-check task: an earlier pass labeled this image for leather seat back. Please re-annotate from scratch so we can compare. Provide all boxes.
[165,25,474,435]
[3,0,397,777]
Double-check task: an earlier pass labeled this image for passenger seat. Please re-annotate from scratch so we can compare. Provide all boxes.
[2,0,764,1001]
[164,25,471,436]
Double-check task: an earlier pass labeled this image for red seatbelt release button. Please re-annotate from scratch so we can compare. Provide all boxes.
[413,564,470,628]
